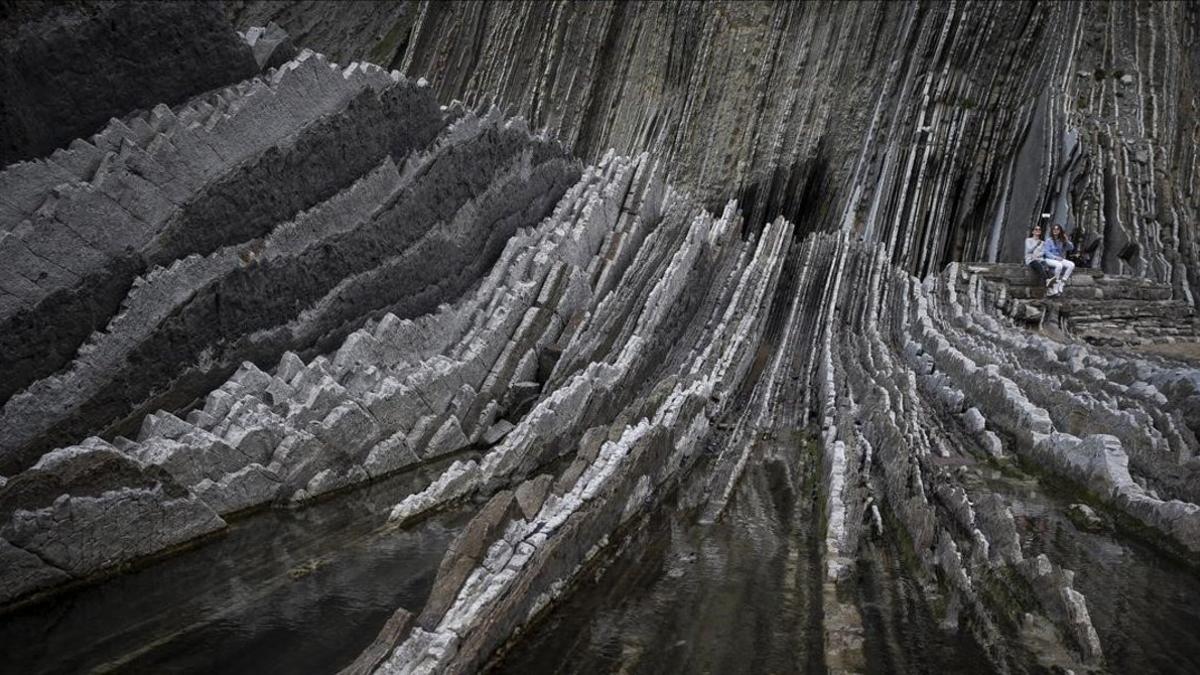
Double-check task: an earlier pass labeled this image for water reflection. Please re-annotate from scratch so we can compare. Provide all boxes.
[500,447,1200,674]
[982,466,1200,674]
[4,438,1196,674]
[0,460,474,675]
[496,435,981,674]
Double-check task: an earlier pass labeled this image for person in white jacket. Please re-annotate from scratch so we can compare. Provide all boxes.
[1024,224,1045,264]
[1023,224,1056,295]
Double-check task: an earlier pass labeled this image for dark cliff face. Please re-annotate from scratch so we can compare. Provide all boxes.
[0,1,259,165]
[228,0,1200,291]
[0,3,1198,674]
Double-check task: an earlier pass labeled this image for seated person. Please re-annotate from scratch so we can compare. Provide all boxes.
[1024,224,1052,284]
[1042,223,1075,296]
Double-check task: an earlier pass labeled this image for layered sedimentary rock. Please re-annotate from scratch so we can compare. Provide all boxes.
[0,46,577,474]
[2,2,1199,674]
[0,1,259,165]
[230,0,1200,297]
[356,224,1200,674]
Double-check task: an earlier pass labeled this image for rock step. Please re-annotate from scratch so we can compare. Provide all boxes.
[955,263,1194,347]
[961,263,1175,301]
[1004,283,1173,302]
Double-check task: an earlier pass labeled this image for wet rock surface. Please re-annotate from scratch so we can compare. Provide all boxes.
[1,2,1199,674]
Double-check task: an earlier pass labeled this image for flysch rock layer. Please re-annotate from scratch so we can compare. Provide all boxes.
[230,1,1200,303]
[356,228,1199,675]
[1,1,260,166]
[0,44,579,473]
[0,42,584,604]
[1,6,1198,674]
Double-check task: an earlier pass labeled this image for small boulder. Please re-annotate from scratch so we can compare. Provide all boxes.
[961,407,987,434]
[481,420,515,446]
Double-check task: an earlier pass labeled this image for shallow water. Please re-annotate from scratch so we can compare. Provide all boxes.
[497,434,1200,674]
[3,433,1197,674]
[495,431,994,675]
[494,443,822,673]
[972,466,1200,674]
[0,459,473,675]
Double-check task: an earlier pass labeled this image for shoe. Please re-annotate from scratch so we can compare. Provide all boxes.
[1053,279,1065,295]
[1046,284,1060,298]
[1045,277,1056,287]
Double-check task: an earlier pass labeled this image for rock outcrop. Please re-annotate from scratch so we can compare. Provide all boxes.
[1,1,259,165]
[0,46,576,474]
[361,225,1200,674]
[229,0,1200,301]
[2,3,1199,674]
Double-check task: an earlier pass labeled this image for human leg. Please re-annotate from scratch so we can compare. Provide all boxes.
[1043,258,1066,280]
[1060,259,1075,281]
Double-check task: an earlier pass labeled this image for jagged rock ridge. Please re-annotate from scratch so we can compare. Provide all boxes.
[0,0,260,165]
[0,3,1198,674]
[0,46,576,474]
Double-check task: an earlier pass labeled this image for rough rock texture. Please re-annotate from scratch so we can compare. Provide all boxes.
[1,3,1198,674]
[362,217,1200,675]
[0,436,225,596]
[1,1,259,165]
[0,46,577,473]
[964,262,1198,346]
[228,0,1200,298]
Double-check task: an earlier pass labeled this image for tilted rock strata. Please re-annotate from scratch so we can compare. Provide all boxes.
[357,231,1199,673]
[231,0,1200,300]
[0,1,260,166]
[0,47,577,473]
[0,7,1198,673]
[377,167,792,675]
[0,43,586,603]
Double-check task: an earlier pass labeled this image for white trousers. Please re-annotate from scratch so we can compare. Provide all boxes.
[1043,258,1075,281]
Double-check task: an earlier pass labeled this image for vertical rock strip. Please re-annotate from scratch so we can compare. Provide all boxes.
[231,1,1200,297]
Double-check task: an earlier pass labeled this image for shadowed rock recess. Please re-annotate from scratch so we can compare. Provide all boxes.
[1,1,1198,673]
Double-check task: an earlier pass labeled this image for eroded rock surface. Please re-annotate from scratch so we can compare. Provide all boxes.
[1,1,259,165]
[1,3,1199,674]
[230,1,1200,298]
[0,46,577,473]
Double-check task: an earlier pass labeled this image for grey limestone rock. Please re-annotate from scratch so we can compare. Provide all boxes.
[242,22,296,71]
[0,537,70,605]
[0,437,224,599]
[1,4,1198,674]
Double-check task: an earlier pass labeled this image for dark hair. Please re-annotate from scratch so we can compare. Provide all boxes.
[1029,224,1043,238]
[1050,223,1067,244]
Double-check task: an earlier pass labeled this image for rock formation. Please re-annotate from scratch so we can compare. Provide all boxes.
[1,1,260,165]
[1,2,1198,673]
[228,0,1200,294]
